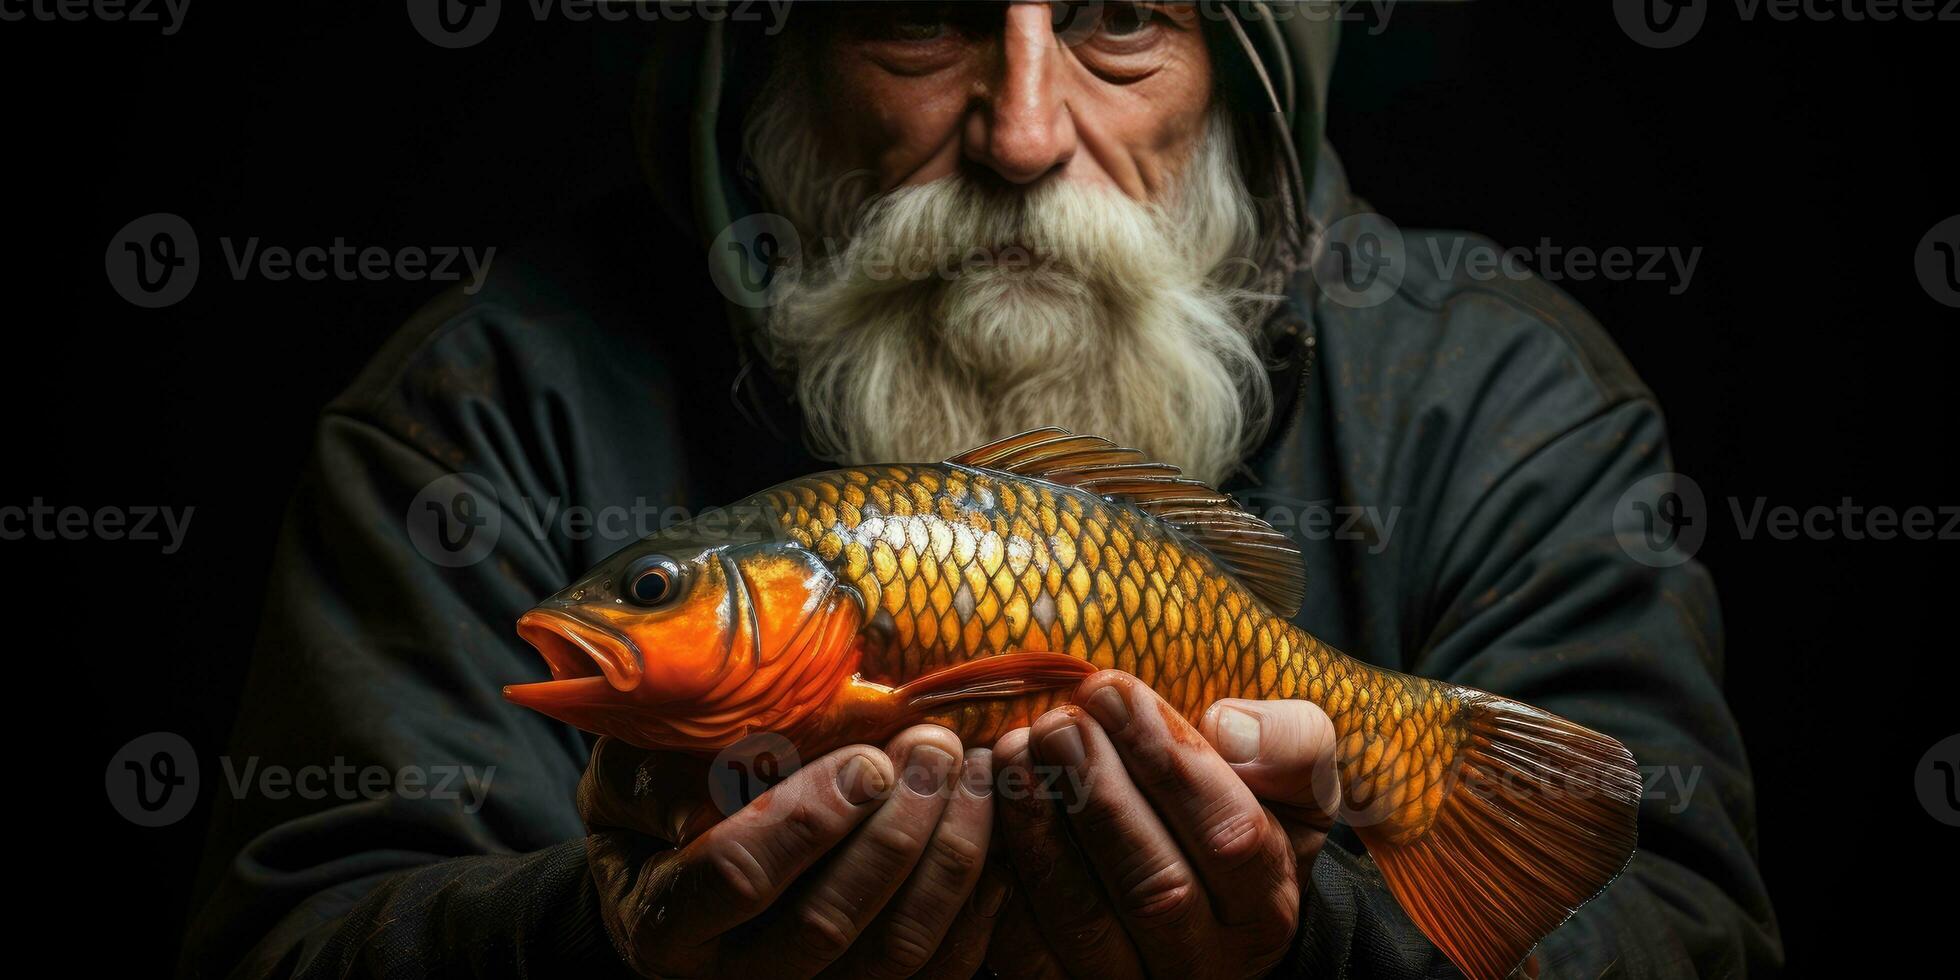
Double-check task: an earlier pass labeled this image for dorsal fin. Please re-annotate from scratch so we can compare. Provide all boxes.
[947,427,1306,617]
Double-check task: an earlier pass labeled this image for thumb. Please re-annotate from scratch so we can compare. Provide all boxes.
[1200,698,1342,826]
[579,736,717,843]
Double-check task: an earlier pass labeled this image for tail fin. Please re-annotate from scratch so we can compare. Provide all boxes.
[1355,692,1641,980]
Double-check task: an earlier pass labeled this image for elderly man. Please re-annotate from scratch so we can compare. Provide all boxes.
[183,3,1779,978]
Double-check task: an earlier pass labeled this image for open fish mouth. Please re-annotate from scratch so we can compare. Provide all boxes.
[503,608,644,709]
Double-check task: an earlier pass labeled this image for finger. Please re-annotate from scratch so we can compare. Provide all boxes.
[1029,704,1215,971]
[1200,696,1341,856]
[578,736,718,843]
[992,726,1146,980]
[620,745,893,976]
[1078,673,1300,930]
[1199,696,1342,820]
[836,746,997,979]
[911,833,1014,979]
[740,725,964,978]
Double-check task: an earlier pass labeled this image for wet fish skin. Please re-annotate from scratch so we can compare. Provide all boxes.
[760,462,1463,842]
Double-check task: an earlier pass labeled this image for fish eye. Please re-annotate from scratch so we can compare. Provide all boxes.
[623,556,682,607]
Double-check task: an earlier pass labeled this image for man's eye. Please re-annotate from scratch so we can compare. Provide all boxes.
[876,2,959,42]
[1100,4,1151,37]
[1054,2,1161,49]
[891,19,949,42]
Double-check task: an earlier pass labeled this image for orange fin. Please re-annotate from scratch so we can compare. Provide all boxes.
[947,427,1307,617]
[892,652,1096,714]
[1357,693,1642,980]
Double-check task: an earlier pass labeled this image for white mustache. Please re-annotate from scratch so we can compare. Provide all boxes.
[824,177,1184,283]
[747,98,1273,486]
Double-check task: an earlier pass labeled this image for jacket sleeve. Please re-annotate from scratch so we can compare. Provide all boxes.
[178,402,634,978]
[1281,306,1780,976]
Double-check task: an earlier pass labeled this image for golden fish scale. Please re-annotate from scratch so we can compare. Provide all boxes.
[762,464,1467,840]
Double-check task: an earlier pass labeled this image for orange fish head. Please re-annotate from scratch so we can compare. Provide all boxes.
[504,527,864,754]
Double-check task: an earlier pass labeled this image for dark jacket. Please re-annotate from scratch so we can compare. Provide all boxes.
[182,7,1780,978]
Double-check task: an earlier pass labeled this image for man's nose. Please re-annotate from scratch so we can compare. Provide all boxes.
[964,3,1077,184]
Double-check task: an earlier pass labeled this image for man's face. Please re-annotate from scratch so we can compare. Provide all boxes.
[748,2,1268,487]
[812,2,1214,202]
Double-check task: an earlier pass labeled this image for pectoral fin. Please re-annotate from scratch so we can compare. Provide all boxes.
[826,653,1098,745]
[893,652,1096,713]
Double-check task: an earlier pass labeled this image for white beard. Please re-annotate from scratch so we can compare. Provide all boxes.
[746,99,1272,487]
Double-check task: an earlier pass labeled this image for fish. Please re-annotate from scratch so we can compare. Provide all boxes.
[504,427,1640,980]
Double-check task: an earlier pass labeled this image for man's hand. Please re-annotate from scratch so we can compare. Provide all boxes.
[986,671,1340,980]
[578,726,1011,979]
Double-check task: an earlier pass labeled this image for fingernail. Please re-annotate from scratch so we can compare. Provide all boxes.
[1039,721,1087,768]
[961,748,994,798]
[1216,706,1261,764]
[974,873,1011,918]
[995,728,1033,768]
[904,745,956,796]
[1085,684,1130,734]
[838,753,888,805]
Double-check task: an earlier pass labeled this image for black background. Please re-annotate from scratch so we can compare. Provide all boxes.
[6,2,1954,975]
